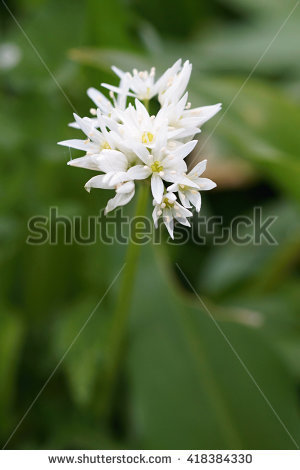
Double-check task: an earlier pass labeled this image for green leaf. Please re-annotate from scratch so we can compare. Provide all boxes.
[127,246,300,449]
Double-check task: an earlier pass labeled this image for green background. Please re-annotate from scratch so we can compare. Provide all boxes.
[0,0,300,449]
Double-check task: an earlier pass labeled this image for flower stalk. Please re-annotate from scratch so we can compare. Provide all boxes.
[101,182,149,416]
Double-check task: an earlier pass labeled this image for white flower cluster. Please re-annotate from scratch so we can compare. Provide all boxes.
[58,59,221,238]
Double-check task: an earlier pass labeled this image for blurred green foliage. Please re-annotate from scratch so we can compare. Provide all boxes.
[0,0,300,449]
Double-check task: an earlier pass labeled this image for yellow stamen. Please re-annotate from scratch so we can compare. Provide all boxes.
[101,141,111,150]
[142,131,154,144]
[162,197,174,209]
[151,161,163,173]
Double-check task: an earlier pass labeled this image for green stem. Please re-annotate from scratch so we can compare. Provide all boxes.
[102,183,149,416]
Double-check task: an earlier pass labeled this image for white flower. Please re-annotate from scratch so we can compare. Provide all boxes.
[160,92,221,137]
[58,112,116,154]
[111,99,169,149]
[68,75,129,129]
[102,59,183,102]
[113,101,192,161]
[168,160,216,212]
[59,58,221,237]
[67,148,131,186]
[104,181,135,215]
[84,175,135,214]
[128,137,199,203]
[152,192,193,239]
[158,60,192,106]
[87,73,129,114]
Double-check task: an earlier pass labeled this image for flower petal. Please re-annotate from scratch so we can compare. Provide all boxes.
[58,139,99,152]
[97,150,128,173]
[178,190,192,208]
[152,206,160,228]
[197,178,217,190]
[171,127,200,140]
[135,98,150,120]
[101,83,135,98]
[127,165,151,180]
[175,174,199,188]
[84,175,113,192]
[105,189,135,214]
[151,174,164,203]
[163,208,174,239]
[173,140,197,159]
[163,156,187,173]
[189,159,207,177]
[187,190,201,212]
[87,87,111,108]
[174,202,193,218]
[116,181,135,194]
[73,114,101,141]
[166,192,177,203]
[67,155,103,171]
[68,118,98,129]
[184,103,222,127]
[111,65,125,79]
[130,142,150,164]
[167,183,179,192]
[109,172,129,186]
[156,59,182,90]
[173,213,191,227]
